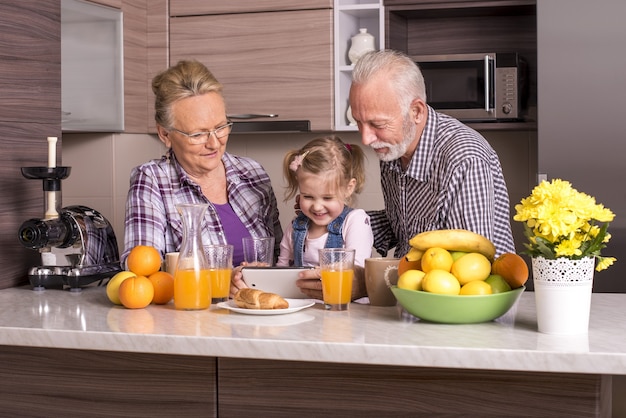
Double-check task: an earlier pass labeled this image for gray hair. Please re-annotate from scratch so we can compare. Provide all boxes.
[352,50,427,111]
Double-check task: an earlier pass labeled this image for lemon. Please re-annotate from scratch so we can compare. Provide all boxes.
[422,269,460,295]
[106,271,137,305]
[397,269,426,291]
[421,247,454,273]
[450,252,491,285]
[459,280,493,295]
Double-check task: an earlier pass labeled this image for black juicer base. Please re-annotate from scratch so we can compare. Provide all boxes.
[27,265,122,291]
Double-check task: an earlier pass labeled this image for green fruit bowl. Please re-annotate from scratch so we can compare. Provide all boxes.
[390,286,525,324]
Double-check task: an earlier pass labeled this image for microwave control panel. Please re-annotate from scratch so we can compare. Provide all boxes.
[495,67,519,119]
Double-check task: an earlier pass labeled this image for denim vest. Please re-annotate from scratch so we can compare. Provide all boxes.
[292,206,353,267]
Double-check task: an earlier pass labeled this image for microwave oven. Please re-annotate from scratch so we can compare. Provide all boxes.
[413,53,528,122]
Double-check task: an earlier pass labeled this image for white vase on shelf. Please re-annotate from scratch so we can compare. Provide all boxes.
[346,105,357,126]
[348,28,375,65]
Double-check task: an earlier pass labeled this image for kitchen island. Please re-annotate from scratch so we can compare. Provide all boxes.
[0,286,624,417]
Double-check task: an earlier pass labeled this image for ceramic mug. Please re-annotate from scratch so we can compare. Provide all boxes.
[365,257,400,306]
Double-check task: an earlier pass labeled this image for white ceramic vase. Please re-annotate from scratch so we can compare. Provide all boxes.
[346,105,357,126]
[532,256,595,335]
[348,28,375,65]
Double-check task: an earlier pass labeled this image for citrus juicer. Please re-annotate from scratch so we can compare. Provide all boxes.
[17,137,122,290]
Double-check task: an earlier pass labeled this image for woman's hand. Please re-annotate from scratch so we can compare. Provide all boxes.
[229,265,248,298]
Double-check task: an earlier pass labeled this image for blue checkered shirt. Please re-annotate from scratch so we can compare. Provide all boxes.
[369,107,516,258]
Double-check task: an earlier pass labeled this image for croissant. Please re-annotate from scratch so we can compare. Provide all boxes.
[234,288,289,310]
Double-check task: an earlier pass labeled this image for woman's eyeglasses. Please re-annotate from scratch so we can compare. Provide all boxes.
[169,122,233,145]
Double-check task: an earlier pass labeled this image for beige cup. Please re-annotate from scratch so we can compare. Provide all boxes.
[165,252,179,276]
[365,257,400,306]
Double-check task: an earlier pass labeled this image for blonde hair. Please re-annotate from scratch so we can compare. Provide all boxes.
[283,136,366,205]
[152,60,224,129]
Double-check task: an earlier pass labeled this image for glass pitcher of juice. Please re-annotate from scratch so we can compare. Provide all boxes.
[174,203,211,310]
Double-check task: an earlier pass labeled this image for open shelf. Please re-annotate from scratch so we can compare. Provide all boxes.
[334,0,385,131]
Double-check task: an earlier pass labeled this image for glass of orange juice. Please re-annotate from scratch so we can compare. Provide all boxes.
[319,248,355,311]
[204,244,234,303]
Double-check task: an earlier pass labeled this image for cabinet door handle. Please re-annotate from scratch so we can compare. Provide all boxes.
[228,114,279,120]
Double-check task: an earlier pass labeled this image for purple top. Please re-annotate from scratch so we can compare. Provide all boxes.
[213,202,249,266]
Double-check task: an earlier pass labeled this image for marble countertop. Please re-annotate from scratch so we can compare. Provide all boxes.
[1,286,625,375]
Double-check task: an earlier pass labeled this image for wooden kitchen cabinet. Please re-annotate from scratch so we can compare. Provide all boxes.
[0,346,217,417]
[218,358,606,417]
[170,8,334,131]
[170,0,331,16]
[61,0,124,132]
[0,1,60,289]
[82,0,168,134]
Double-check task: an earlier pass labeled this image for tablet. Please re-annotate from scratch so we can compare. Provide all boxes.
[241,267,313,299]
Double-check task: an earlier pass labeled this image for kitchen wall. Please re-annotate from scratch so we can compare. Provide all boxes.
[62,128,534,259]
[537,0,626,293]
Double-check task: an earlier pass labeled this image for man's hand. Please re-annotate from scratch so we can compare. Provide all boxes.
[294,194,302,216]
[296,267,323,300]
[296,265,367,301]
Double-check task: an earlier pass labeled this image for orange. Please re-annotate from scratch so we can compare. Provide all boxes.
[460,280,493,295]
[148,271,175,305]
[450,252,491,285]
[421,247,454,273]
[118,275,154,309]
[127,245,162,277]
[422,269,460,295]
[106,271,136,305]
[491,252,529,289]
[398,247,422,276]
[398,255,422,276]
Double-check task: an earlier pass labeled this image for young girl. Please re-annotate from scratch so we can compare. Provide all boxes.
[276,136,373,269]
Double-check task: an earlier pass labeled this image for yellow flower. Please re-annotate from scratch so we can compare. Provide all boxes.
[514,179,616,272]
[596,257,616,272]
[555,237,582,258]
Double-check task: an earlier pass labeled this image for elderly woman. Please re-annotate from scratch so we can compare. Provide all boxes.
[122,60,282,279]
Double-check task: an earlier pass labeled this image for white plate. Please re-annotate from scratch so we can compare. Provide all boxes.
[216,298,316,315]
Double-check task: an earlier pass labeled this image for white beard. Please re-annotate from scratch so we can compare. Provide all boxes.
[370,116,417,162]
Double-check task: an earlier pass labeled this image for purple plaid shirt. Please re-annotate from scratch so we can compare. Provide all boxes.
[121,150,283,266]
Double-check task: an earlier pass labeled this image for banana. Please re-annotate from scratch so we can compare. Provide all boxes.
[408,229,496,261]
[403,247,424,262]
